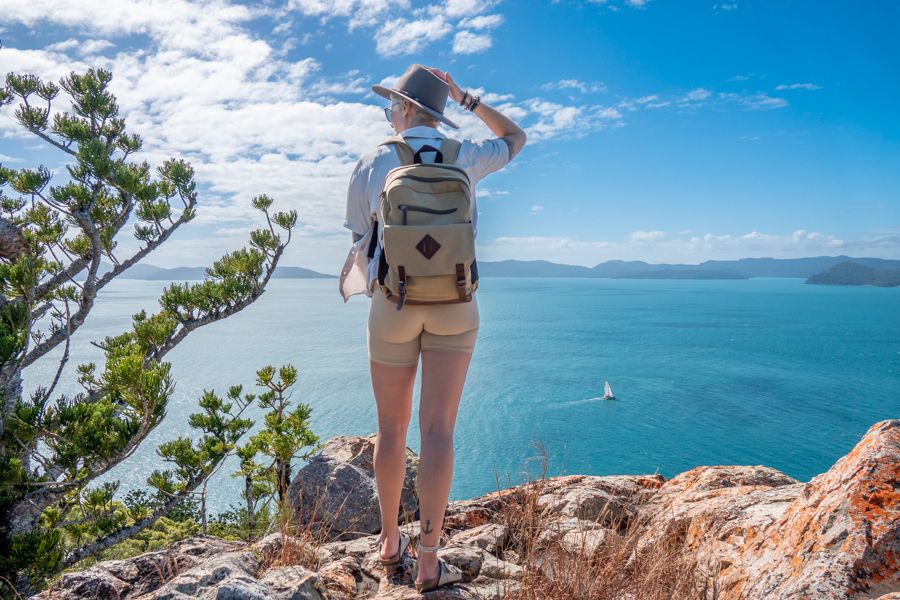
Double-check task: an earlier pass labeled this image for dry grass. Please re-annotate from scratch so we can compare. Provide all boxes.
[491,442,719,600]
[263,491,340,572]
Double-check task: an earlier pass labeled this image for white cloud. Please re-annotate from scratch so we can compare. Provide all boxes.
[718,92,789,110]
[628,230,666,242]
[375,15,453,57]
[542,79,606,94]
[775,82,822,91]
[288,0,409,30]
[2,0,259,50]
[520,98,623,141]
[478,228,869,266]
[452,30,493,54]
[457,13,504,29]
[530,204,544,213]
[439,0,500,18]
[590,0,651,7]
[289,0,502,55]
[309,69,369,97]
[683,88,712,101]
[713,2,738,11]
[669,87,789,112]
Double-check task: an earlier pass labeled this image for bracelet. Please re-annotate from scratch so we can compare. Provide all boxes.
[467,94,480,112]
[460,90,470,107]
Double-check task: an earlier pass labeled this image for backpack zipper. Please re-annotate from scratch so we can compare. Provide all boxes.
[400,174,467,184]
[398,204,457,225]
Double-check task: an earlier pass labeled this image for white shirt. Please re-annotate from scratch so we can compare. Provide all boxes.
[339,125,510,301]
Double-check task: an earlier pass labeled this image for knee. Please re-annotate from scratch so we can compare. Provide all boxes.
[376,426,408,444]
[420,427,453,446]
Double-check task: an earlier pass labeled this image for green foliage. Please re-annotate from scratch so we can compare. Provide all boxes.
[0,299,28,367]
[151,387,255,497]
[231,364,323,539]
[0,62,297,596]
[97,516,200,562]
[208,502,275,542]
[61,496,202,573]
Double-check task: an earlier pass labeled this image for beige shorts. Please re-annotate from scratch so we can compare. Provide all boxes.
[367,290,480,367]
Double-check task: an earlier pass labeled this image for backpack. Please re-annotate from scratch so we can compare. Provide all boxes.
[367,134,479,311]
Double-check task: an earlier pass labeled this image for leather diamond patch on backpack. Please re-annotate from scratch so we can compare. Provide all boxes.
[416,234,441,259]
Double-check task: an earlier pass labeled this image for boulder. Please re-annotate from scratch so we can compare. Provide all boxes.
[288,434,419,540]
[736,419,900,599]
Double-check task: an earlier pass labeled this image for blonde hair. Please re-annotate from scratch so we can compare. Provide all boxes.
[390,92,440,127]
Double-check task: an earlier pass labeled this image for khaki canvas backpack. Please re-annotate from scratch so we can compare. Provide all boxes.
[367,134,479,310]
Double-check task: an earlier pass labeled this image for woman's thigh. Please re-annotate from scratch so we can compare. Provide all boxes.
[418,295,479,431]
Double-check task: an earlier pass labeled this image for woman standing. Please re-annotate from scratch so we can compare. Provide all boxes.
[340,63,526,592]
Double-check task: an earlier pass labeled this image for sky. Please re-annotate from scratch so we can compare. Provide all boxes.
[1,0,898,272]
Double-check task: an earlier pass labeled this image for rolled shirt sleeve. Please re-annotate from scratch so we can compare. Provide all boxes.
[343,157,371,236]
[466,136,510,183]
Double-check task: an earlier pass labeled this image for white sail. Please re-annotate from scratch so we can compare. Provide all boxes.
[603,380,614,398]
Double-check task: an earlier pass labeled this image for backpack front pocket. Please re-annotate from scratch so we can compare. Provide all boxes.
[381,222,476,302]
[382,222,475,274]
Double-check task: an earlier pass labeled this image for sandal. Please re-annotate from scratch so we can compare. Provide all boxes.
[378,530,411,566]
[414,541,463,593]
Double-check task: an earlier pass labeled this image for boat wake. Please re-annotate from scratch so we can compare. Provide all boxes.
[558,395,616,407]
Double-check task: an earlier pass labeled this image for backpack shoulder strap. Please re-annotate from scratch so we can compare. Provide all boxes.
[378,135,415,166]
[438,138,461,165]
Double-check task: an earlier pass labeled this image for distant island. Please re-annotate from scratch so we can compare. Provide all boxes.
[477,255,900,282]
[100,256,900,284]
[806,261,900,287]
[102,263,335,280]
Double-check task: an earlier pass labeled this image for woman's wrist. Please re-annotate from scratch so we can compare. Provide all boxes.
[459,89,480,112]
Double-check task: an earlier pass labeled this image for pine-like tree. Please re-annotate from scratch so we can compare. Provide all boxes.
[234,365,322,536]
[0,64,297,594]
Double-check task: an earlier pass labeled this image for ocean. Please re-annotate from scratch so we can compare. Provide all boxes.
[22,276,900,514]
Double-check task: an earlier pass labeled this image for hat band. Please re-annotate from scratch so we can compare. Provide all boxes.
[396,89,442,115]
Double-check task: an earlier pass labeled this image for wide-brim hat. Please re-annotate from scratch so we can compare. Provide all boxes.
[372,63,459,129]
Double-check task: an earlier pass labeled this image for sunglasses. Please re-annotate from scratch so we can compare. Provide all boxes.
[384,99,401,122]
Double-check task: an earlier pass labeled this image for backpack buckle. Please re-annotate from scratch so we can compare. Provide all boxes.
[454,263,466,302]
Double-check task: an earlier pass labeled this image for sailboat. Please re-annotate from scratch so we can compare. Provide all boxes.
[602,380,615,400]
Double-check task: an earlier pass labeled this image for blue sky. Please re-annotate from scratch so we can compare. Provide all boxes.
[1,0,898,272]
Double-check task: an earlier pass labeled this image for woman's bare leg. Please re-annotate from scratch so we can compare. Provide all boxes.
[370,359,417,560]
[415,349,472,582]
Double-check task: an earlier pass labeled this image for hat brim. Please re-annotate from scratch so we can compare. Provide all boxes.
[372,84,459,129]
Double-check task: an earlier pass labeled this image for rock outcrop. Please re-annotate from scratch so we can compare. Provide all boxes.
[36,420,899,599]
[288,433,420,539]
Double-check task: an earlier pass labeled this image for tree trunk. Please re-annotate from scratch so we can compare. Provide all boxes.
[201,480,208,535]
[276,459,291,505]
[245,474,255,535]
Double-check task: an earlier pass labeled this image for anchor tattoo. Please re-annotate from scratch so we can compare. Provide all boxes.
[423,519,433,534]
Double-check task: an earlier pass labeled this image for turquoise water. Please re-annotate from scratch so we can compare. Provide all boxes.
[23,277,900,513]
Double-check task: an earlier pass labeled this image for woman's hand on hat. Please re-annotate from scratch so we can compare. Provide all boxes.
[441,71,465,104]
